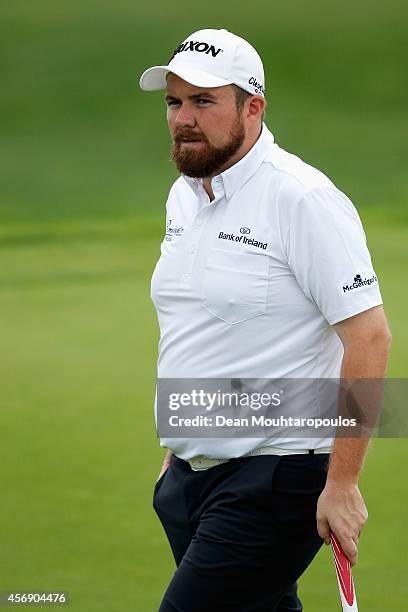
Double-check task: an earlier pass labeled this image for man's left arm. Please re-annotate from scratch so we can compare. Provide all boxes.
[316,304,392,565]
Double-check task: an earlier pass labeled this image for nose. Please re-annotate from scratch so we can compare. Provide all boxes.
[174,103,196,128]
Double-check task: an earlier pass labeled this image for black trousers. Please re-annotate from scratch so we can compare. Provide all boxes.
[153,452,330,612]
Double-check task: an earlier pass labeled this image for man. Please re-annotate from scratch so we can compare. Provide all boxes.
[140,28,391,611]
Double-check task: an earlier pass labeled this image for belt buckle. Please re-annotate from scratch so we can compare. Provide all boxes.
[189,455,212,471]
[189,456,228,471]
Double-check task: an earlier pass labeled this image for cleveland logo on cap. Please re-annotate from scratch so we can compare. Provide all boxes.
[169,40,223,62]
[249,77,265,95]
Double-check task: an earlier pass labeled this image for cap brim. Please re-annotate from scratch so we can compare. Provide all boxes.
[139,63,234,91]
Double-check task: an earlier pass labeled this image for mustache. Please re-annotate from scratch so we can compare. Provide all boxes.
[174,128,208,144]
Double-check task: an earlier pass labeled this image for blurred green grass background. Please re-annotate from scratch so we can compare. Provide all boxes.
[0,1,407,610]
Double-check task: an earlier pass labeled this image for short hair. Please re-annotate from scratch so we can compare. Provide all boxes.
[232,84,266,122]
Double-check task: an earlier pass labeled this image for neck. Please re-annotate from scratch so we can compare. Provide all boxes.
[202,124,262,201]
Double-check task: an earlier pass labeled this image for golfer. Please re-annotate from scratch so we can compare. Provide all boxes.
[140,28,391,611]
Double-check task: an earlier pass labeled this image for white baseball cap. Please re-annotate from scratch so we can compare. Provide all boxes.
[139,28,265,97]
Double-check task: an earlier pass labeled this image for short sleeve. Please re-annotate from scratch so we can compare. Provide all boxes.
[287,187,383,324]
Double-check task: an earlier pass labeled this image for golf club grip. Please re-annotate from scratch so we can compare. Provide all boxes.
[330,533,359,611]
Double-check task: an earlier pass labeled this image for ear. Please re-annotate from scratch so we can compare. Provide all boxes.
[247,95,265,123]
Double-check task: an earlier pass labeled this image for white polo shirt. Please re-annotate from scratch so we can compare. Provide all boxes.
[151,123,383,459]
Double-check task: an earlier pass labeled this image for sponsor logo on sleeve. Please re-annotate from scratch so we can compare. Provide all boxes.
[165,219,184,242]
[343,273,378,293]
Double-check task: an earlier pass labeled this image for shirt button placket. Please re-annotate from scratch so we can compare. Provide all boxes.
[181,210,205,285]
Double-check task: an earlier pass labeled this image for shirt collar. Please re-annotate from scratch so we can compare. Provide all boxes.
[182,122,274,200]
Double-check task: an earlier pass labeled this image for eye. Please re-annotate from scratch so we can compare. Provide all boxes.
[196,98,212,105]
[166,100,180,107]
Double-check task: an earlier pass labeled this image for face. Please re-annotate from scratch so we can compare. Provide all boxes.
[165,73,246,178]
